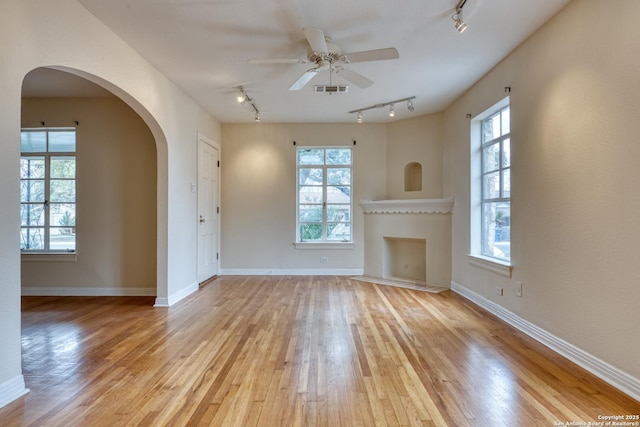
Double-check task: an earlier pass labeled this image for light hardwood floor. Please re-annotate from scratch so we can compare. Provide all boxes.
[1,276,638,426]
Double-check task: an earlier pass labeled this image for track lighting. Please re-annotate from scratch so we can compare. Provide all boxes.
[452,0,468,33]
[349,96,416,121]
[237,86,261,122]
[237,86,250,103]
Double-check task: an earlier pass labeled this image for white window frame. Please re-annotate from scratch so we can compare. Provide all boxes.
[469,98,512,276]
[20,127,77,257]
[295,146,353,249]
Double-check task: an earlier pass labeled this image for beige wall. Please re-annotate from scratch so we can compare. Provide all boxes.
[443,0,640,384]
[386,114,443,199]
[21,97,157,293]
[220,123,387,272]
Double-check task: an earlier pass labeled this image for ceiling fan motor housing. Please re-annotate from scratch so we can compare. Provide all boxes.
[308,41,342,65]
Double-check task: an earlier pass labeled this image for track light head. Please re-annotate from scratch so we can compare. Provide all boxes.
[254,112,261,123]
[237,86,247,103]
[389,104,395,117]
[452,0,468,33]
[454,16,467,33]
[356,112,363,123]
[407,99,414,112]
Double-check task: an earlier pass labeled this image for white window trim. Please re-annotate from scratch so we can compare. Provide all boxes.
[467,254,512,278]
[470,97,512,272]
[296,146,353,246]
[20,127,77,255]
[21,252,77,262]
[293,242,355,250]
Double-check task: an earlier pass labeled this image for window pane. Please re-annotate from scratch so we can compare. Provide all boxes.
[21,180,45,202]
[502,139,510,167]
[503,169,511,198]
[51,157,76,178]
[298,148,324,165]
[50,179,75,203]
[21,204,45,226]
[21,228,45,250]
[482,143,500,173]
[327,168,351,185]
[326,148,351,165]
[482,202,510,260]
[482,172,500,199]
[300,223,322,241]
[20,157,45,179]
[327,205,350,222]
[327,223,350,241]
[299,186,323,204]
[21,131,46,152]
[327,186,350,203]
[483,112,501,141]
[50,203,76,228]
[298,205,322,222]
[49,131,76,152]
[50,228,75,251]
[299,167,322,185]
[501,107,510,134]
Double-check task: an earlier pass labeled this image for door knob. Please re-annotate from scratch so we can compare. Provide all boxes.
[199,215,205,223]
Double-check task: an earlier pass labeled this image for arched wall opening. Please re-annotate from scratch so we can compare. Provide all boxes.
[404,162,422,192]
[20,66,168,300]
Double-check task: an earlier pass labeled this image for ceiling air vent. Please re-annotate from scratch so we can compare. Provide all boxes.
[314,85,349,94]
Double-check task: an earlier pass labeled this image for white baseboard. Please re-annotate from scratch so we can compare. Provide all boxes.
[21,287,156,297]
[451,281,640,402]
[154,281,198,308]
[0,375,29,409]
[220,268,364,276]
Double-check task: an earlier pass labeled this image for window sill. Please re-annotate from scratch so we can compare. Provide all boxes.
[294,242,354,250]
[468,254,512,278]
[21,252,77,262]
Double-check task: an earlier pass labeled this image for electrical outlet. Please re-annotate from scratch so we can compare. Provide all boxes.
[515,282,523,297]
[320,257,329,263]
[496,286,503,296]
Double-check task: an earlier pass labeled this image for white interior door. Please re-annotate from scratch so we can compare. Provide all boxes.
[197,136,219,283]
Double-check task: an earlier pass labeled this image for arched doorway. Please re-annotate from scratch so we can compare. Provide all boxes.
[20,67,166,301]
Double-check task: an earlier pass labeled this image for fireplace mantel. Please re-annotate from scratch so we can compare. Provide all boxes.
[359,198,454,214]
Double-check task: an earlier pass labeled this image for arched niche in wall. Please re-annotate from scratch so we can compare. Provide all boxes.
[404,162,422,192]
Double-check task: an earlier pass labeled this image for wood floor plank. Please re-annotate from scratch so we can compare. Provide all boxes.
[1,276,638,426]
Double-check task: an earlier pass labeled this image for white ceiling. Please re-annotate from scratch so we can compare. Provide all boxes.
[24,0,572,123]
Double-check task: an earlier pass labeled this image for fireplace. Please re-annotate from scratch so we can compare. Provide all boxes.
[383,237,427,284]
[359,199,454,288]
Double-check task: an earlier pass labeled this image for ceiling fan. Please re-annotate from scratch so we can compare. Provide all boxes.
[249,28,399,91]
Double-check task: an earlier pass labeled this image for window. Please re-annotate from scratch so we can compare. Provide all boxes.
[20,128,76,252]
[480,104,510,261]
[296,147,352,243]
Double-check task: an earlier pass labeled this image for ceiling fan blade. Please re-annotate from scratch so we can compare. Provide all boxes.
[303,28,328,54]
[248,58,307,64]
[334,68,373,89]
[289,68,319,91]
[341,47,399,63]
